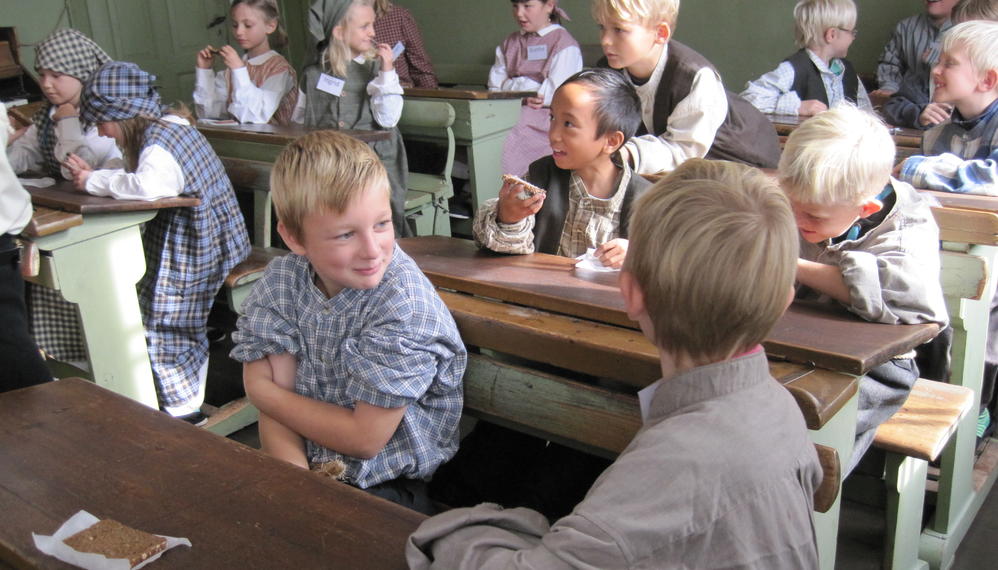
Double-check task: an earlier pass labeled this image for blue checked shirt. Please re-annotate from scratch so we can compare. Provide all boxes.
[901,98,998,195]
[231,245,466,488]
[741,50,872,115]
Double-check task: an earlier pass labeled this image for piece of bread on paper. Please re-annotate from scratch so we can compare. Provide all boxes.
[63,519,167,567]
[501,174,546,200]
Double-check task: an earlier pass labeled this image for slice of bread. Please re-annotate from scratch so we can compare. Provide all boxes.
[501,174,546,200]
[63,519,167,567]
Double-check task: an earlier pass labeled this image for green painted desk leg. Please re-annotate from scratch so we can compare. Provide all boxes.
[455,133,508,236]
[809,389,859,570]
[921,243,998,570]
[885,453,931,570]
[34,212,159,409]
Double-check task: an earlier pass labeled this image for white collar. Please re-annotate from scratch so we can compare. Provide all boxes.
[245,50,277,65]
[522,23,562,37]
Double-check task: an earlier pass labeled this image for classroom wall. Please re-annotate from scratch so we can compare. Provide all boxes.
[399,0,922,90]
[0,0,75,74]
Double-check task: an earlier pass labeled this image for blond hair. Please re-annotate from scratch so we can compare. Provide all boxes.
[624,159,798,361]
[942,20,998,77]
[953,0,998,24]
[373,0,392,18]
[591,0,679,31]
[793,0,856,48]
[778,105,894,205]
[323,0,374,77]
[270,130,389,242]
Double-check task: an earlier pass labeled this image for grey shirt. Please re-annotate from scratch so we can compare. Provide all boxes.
[407,349,822,569]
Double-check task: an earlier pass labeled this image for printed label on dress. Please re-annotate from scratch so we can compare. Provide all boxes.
[316,73,345,97]
[526,45,548,61]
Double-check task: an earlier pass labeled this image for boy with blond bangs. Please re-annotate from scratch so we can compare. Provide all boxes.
[897,21,998,194]
[952,0,998,23]
[230,130,466,514]
[780,106,949,473]
[408,159,822,569]
[591,0,781,175]
[741,0,873,116]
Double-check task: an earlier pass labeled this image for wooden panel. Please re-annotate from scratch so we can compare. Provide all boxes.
[930,206,998,246]
[401,236,940,375]
[403,87,534,100]
[21,207,83,238]
[199,123,391,146]
[27,181,199,214]
[0,379,422,569]
[874,378,975,461]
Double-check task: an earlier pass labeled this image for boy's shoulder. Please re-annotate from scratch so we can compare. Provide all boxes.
[663,40,717,75]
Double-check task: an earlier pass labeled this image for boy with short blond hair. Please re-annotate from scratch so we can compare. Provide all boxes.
[741,0,873,116]
[230,130,466,514]
[780,106,949,472]
[953,0,998,23]
[591,0,781,174]
[408,159,822,569]
[898,20,998,194]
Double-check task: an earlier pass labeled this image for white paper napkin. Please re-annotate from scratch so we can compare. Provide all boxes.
[574,248,619,273]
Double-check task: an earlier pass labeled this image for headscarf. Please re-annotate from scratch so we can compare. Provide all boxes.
[32,29,112,175]
[80,61,164,124]
[34,28,111,82]
[306,0,354,65]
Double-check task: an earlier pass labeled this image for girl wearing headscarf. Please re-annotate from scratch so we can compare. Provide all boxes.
[6,28,121,179]
[66,61,250,423]
[295,0,411,237]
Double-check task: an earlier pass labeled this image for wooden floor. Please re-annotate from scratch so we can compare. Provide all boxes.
[205,315,998,568]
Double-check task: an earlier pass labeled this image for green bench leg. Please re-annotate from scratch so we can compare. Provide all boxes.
[885,453,930,570]
[809,388,859,570]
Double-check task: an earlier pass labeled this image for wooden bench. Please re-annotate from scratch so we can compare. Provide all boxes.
[874,379,975,570]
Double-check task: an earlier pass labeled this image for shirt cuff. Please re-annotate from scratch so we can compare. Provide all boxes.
[231,66,252,90]
[900,156,925,185]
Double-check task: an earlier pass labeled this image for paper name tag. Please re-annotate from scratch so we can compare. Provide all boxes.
[316,73,345,97]
[526,44,548,61]
[392,41,405,60]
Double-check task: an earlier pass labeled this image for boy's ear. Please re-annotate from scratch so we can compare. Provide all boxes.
[980,68,998,92]
[822,27,835,45]
[331,23,344,42]
[859,198,883,219]
[277,221,307,256]
[619,270,647,322]
[655,23,672,44]
[603,130,626,155]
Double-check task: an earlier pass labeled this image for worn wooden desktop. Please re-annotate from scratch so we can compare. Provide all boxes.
[397,236,917,570]
[403,88,533,234]
[0,378,423,569]
[768,113,923,160]
[198,122,391,162]
[20,180,199,409]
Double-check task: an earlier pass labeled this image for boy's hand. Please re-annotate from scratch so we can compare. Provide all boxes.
[218,45,243,70]
[918,102,952,127]
[196,45,216,69]
[595,238,628,269]
[496,179,544,224]
[524,96,544,109]
[868,89,895,108]
[374,43,395,72]
[798,100,828,116]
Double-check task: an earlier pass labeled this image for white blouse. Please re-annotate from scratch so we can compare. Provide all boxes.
[193,50,295,124]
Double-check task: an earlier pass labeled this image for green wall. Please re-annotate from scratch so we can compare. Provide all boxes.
[399,0,922,90]
[1,0,76,74]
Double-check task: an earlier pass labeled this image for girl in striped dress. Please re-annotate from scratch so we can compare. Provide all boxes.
[194,0,298,125]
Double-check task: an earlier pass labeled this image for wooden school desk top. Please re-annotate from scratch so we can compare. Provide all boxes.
[403,87,535,100]
[25,180,200,215]
[767,113,922,149]
[0,378,424,569]
[197,122,392,145]
[21,206,83,238]
[399,237,939,376]
[920,189,998,246]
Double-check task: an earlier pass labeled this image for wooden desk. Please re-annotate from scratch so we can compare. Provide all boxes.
[21,181,200,409]
[398,236,862,570]
[399,236,939,376]
[403,89,531,234]
[768,113,922,160]
[198,122,391,163]
[0,378,423,569]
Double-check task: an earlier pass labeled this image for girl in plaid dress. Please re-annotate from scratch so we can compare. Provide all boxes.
[66,61,250,421]
[6,28,122,369]
[194,0,299,125]
[296,0,411,237]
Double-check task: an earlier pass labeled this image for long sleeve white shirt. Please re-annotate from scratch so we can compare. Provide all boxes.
[487,24,584,106]
[193,50,295,124]
[1,103,32,235]
[84,115,188,201]
[623,44,729,175]
[6,107,121,179]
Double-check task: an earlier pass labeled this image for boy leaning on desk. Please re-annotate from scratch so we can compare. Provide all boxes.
[408,159,823,569]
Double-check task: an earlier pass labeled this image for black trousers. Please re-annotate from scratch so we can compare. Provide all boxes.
[0,234,51,392]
